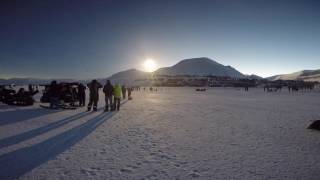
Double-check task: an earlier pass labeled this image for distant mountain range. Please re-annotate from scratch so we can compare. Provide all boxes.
[1,57,319,85]
[0,78,83,85]
[267,70,320,82]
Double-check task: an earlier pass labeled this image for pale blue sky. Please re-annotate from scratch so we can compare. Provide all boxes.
[1,0,319,78]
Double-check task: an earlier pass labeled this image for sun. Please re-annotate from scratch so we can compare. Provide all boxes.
[143,59,157,72]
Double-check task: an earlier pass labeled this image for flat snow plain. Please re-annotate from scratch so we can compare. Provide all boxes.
[1,87,320,180]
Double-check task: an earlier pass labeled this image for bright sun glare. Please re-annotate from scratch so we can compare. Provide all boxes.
[143,59,157,72]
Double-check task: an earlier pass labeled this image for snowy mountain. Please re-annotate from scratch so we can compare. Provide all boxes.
[268,70,320,82]
[105,69,151,85]
[104,58,246,85]
[245,74,263,80]
[155,57,245,78]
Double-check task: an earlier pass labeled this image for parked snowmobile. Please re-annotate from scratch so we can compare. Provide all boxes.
[40,82,80,109]
[0,86,38,106]
[0,85,15,104]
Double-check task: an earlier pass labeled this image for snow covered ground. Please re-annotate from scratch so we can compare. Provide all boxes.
[1,87,320,180]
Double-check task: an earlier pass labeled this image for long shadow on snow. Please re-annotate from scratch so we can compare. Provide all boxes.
[0,107,61,126]
[0,101,127,180]
[0,107,103,148]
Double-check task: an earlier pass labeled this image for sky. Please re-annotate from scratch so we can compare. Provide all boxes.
[0,0,320,79]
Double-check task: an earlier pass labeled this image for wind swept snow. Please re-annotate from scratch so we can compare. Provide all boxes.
[1,88,320,180]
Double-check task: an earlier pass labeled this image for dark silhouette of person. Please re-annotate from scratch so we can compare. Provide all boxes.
[28,84,34,93]
[49,81,60,108]
[0,85,3,100]
[103,80,114,111]
[121,85,127,100]
[78,83,86,106]
[127,87,132,100]
[87,79,102,111]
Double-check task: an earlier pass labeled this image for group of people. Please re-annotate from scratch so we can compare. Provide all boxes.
[48,79,132,111]
[87,79,132,111]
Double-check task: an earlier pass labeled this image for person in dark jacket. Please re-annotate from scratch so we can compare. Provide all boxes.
[103,80,114,112]
[121,85,127,100]
[127,87,132,100]
[28,84,34,93]
[78,83,86,106]
[87,79,102,111]
[49,80,60,108]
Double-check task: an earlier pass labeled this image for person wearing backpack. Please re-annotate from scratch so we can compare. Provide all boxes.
[103,80,114,112]
[87,79,102,111]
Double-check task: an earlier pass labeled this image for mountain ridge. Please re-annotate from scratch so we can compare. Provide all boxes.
[267,69,320,82]
[154,57,245,78]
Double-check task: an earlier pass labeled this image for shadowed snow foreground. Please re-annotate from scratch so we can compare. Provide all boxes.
[1,88,320,180]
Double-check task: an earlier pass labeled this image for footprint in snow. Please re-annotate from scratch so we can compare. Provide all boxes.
[90,167,102,171]
[188,170,201,178]
[143,174,157,180]
[80,169,97,176]
[120,165,138,173]
[120,168,133,173]
[159,154,171,160]
[99,148,107,154]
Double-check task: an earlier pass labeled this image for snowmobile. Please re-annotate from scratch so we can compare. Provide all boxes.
[0,86,38,106]
[0,85,15,104]
[40,82,80,109]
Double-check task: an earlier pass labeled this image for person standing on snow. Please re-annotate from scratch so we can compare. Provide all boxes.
[113,83,122,111]
[87,79,102,111]
[103,80,114,112]
[78,83,86,107]
[121,85,127,100]
[49,80,60,109]
[127,87,132,100]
